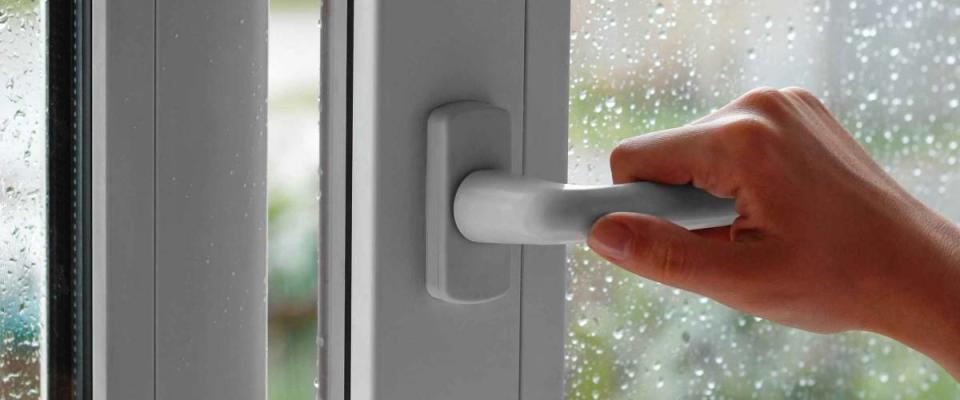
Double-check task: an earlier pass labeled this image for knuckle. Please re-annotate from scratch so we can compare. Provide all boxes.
[724,115,778,147]
[783,86,826,108]
[739,87,787,110]
[609,139,637,170]
[713,115,781,168]
[781,86,812,99]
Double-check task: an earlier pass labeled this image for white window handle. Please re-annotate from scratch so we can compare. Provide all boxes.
[426,101,737,303]
[454,170,737,245]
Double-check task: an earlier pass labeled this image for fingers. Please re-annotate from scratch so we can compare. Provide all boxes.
[687,87,793,125]
[608,124,716,185]
[611,87,826,198]
[587,212,754,294]
[611,114,780,198]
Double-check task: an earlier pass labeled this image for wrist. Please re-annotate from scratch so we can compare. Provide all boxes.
[866,213,960,378]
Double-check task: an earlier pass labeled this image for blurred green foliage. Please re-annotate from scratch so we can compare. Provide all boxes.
[0,0,35,12]
[268,2,321,399]
[271,0,317,12]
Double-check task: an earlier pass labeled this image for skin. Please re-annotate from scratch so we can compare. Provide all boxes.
[587,87,960,379]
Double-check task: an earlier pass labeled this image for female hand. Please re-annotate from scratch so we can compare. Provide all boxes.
[588,87,960,378]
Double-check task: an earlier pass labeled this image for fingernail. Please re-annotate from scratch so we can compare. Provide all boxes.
[588,218,632,262]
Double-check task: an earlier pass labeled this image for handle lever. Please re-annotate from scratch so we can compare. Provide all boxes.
[454,170,737,245]
[425,100,736,303]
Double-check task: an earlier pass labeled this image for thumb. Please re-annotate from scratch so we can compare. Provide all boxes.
[587,212,742,291]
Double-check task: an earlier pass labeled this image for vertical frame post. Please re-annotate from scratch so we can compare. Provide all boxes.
[520,0,570,398]
[351,0,525,398]
[92,0,156,397]
[93,0,268,398]
[319,0,350,398]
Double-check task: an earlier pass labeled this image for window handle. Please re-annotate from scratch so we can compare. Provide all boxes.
[426,101,737,303]
[454,170,737,245]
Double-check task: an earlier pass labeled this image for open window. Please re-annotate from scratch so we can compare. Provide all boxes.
[4,0,959,399]
[322,0,960,399]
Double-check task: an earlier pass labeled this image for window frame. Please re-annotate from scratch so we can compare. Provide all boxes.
[91,0,268,398]
[318,0,350,397]
[326,0,570,398]
[47,0,92,397]
[44,0,571,398]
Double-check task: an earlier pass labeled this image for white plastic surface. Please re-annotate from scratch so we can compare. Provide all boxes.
[426,102,517,304]
[455,170,737,245]
[93,0,267,397]
[353,0,526,396]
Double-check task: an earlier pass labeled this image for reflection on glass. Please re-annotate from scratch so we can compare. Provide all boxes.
[0,0,47,399]
[268,0,321,399]
[566,1,960,398]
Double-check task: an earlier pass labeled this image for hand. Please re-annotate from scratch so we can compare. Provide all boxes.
[587,87,960,378]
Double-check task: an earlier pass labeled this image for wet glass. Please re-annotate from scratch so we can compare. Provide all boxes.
[0,0,48,398]
[565,1,960,398]
[268,0,321,399]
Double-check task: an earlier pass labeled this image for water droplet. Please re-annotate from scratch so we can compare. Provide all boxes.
[604,96,616,108]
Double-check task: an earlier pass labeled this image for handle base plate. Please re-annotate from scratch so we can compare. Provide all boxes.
[426,101,518,304]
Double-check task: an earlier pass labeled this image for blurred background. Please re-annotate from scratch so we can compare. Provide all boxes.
[0,0,47,398]
[267,0,321,399]
[565,0,960,399]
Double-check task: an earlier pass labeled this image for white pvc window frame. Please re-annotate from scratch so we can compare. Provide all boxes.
[90,0,570,397]
[92,0,268,398]
[321,0,571,398]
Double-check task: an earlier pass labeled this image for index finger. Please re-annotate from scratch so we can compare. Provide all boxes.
[610,116,744,198]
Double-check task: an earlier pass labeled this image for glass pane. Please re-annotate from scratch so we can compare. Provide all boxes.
[268,0,321,399]
[0,1,47,398]
[566,1,960,398]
